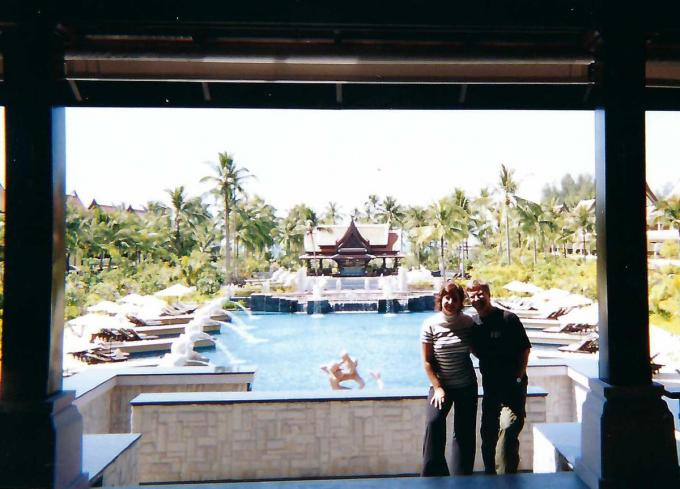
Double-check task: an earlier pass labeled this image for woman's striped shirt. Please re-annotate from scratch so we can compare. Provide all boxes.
[420,312,476,388]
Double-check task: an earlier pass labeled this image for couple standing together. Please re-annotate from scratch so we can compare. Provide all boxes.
[421,280,531,476]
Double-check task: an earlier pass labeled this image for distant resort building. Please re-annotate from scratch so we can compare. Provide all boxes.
[66,191,86,210]
[301,220,403,276]
[88,198,147,217]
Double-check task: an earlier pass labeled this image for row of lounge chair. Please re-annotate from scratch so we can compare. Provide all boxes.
[495,299,579,320]
[90,328,157,343]
[70,347,129,365]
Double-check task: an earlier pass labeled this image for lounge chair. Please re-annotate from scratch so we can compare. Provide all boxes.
[543,323,597,334]
[91,327,158,343]
[558,334,599,353]
[69,346,129,364]
[160,302,198,317]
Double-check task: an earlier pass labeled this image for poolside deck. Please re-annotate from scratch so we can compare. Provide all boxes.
[134,322,222,337]
[101,337,214,355]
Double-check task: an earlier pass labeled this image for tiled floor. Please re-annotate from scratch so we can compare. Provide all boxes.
[129,473,588,489]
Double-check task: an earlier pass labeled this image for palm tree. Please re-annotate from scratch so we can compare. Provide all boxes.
[279,204,318,262]
[166,186,205,257]
[378,195,405,229]
[515,196,551,265]
[498,164,518,264]
[65,201,86,269]
[449,188,475,274]
[140,201,173,262]
[323,202,342,224]
[657,196,680,238]
[422,198,458,278]
[193,221,220,256]
[233,196,277,275]
[201,152,252,283]
[405,206,428,265]
[572,204,595,258]
[471,187,497,250]
[364,194,381,223]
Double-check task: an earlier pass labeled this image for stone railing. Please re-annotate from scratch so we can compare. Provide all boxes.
[131,387,548,483]
[67,367,255,433]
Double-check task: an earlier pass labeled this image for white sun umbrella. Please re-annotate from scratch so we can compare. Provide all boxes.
[68,313,119,329]
[558,303,599,326]
[87,300,123,315]
[64,313,121,353]
[119,293,168,316]
[154,284,196,298]
[503,280,543,295]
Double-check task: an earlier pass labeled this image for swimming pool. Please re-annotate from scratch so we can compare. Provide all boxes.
[203,311,433,391]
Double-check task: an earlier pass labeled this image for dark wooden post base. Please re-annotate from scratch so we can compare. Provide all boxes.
[576,379,679,488]
[0,392,89,489]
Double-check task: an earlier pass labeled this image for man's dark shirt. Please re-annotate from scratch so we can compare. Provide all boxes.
[472,307,531,390]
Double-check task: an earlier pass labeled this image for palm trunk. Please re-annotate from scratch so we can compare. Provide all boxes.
[582,235,587,259]
[224,196,231,283]
[533,239,538,265]
[505,204,511,265]
[234,236,240,278]
[175,221,181,255]
[439,236,446,279]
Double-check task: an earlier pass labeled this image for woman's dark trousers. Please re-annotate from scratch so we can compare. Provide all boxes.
[421,384,478,476]
[480,379,528,474]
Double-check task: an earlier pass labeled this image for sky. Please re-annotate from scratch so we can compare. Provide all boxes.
[0,108,679,219]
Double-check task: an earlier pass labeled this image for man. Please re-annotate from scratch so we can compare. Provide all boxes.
[466,279,531,474]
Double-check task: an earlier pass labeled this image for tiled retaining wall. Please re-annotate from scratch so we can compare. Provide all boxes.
[71,369,254,433]
[131,388,548,483]
[527,365,579,423]
[99,439,139,486]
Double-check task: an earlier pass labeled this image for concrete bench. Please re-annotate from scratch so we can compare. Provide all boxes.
[533,421,680,474]
[533,422,580,473]
[84,433,140,487]
[664,386,680,431]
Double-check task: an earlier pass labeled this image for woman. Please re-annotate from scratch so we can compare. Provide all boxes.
[420,281,477,476]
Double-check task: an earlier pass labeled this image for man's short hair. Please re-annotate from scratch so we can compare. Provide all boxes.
[466,279,490,294]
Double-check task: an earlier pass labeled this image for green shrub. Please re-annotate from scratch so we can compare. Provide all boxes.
[659,240,680,259]
[410,280,434,290]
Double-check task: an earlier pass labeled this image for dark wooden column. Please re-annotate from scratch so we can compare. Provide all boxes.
[0,21,88,489]
[575,7,679,488]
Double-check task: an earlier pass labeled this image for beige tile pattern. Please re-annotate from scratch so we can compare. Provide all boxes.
[133,395,546,482]
[101,440,140,486]
[75,375,252,434]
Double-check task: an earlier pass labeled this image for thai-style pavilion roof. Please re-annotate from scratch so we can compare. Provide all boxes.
[88,199,119,214]
[303,221,401,253]
[574,199,596,212]
[66,191,86,210]
[126,204,147,216]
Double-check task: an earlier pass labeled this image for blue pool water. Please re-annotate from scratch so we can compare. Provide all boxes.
[203,312,433,391]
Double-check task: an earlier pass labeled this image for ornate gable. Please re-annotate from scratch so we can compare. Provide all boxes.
[336,220,370,254]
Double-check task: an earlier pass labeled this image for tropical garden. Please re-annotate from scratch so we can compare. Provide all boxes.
[45,151,679,334]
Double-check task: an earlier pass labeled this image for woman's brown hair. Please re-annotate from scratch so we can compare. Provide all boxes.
[434,281,465,313]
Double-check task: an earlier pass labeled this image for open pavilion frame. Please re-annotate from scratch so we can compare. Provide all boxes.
[0,1,679,488]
